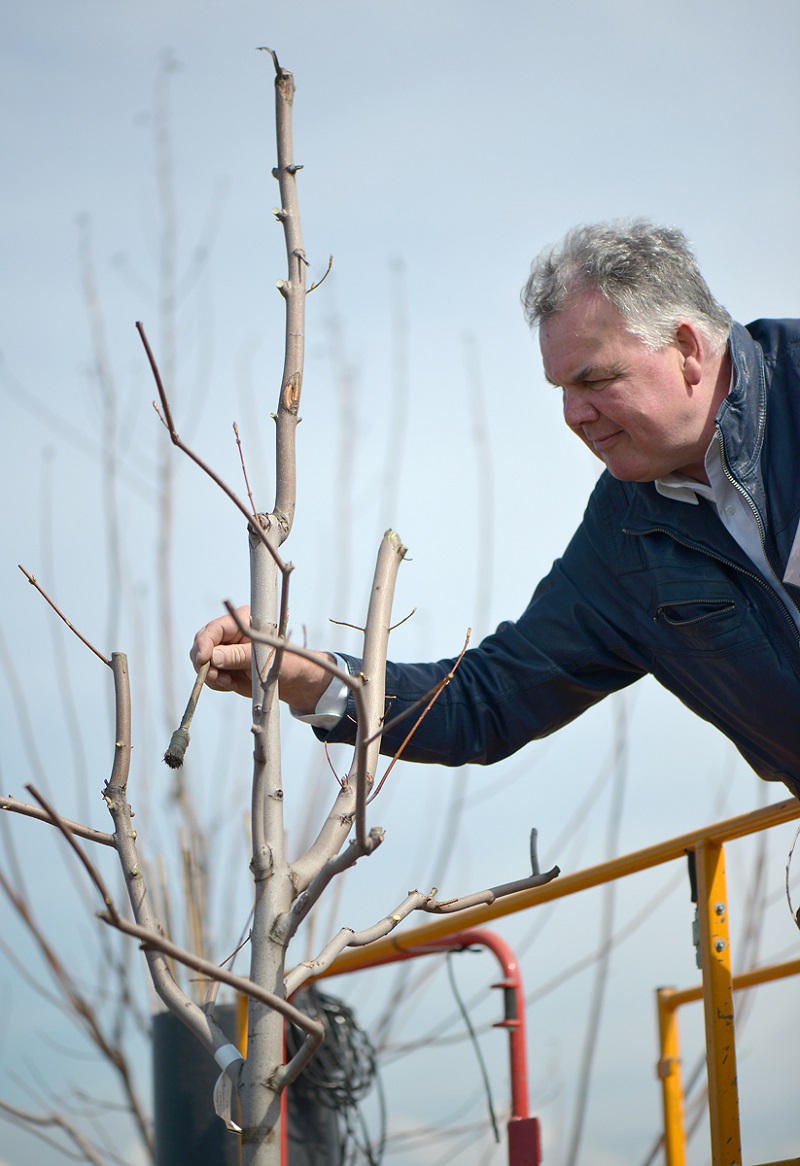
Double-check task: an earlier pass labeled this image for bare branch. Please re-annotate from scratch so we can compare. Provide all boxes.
[287,827,386,937]
[233,420,258,518]
[419,866,561,914]
[97,910,323,1089]
[285,890,429,996]
[100,653,235,1071]
[366,630,471,803]
[389,606,417,633]
[286,866,561,996]
[307,254,333,295]
[0,796,115,847]
[25,785,121,923]
[18,565,110,666]
[136,321,288,574]
[269,58,306,535]
[0,1099,108,1166]
[786,824,800,929]
[328,617,366,633]
[349,531,407,848]
[256,46,282,75]
[0,866,153,1156]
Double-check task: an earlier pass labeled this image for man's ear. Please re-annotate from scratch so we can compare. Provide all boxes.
[675,322,703,386]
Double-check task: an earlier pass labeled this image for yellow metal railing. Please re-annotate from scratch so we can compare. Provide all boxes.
[322,797,800,1165]
[657,957,800,1166]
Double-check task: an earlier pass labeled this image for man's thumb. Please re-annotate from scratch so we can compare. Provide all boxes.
[213,644,250,670]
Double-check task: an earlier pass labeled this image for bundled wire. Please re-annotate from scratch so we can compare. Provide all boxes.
[285,985,385,1165]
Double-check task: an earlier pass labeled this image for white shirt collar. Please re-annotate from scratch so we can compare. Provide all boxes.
[654,441,718,506]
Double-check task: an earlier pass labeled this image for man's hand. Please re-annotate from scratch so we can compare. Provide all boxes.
[191,606,255,698]
[190,606,336,714]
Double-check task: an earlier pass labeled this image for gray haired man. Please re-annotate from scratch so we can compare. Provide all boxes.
[193,222,800,796]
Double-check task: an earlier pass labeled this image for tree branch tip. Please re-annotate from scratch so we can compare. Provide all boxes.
[256,46,283,76]
[308,255,334,294]
[151,400,170,430]
[389,606,417,632]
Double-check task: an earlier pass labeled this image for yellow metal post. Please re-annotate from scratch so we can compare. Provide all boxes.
[657,987,687,1166]
[695,840,741,1166]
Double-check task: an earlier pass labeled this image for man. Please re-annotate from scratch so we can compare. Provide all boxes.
[192,221,800,797]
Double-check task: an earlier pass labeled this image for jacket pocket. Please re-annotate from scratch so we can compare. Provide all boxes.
[655,598,736,627]
[646,578,749,653]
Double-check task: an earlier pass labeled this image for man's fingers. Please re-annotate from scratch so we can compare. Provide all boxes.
[190,606,252,669]
[212,643,252,671]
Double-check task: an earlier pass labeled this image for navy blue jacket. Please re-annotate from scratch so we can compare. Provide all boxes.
[322,320,800,797]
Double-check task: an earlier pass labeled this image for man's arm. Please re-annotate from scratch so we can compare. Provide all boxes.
[191,491,648,765]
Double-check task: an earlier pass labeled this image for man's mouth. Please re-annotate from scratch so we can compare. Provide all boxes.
[587,430,623,451]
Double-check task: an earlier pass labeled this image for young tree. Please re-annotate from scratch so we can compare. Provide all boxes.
[2,52,557,1166]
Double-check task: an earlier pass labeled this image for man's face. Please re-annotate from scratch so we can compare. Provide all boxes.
[539,290,715,483]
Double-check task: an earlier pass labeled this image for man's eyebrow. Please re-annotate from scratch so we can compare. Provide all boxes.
[545,363,623,387]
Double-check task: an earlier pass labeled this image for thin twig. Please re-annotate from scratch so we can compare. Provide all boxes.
[328,617,366,633]
[786,825,800,929]
[97,911,323,1055]
[25,785,121,923]
[323,742,346,787]
[307,255,333,294]
[0,1099,108,1166]
[366,631,471,803]
[257,46,283,75]
[418,866,560,914]
[136,320,289,574]
[389,607,416,632]
[233,421,258,517]
[286,827,386,940]
[0,866,153,1155]
[18,566,110,666]
[0,796,115,847]
[367,630,471,748]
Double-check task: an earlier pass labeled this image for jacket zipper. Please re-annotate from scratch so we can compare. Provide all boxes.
[622,525,800,647]
[714,424,800,624]
[714,425,781,569]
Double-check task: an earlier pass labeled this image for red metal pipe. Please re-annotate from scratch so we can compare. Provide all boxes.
[416,929,529,1120]
[324,926,541,1165]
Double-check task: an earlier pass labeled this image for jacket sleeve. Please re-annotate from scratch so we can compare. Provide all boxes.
[317,491,650,767]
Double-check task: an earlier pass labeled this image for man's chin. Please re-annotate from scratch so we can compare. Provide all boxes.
[603,458,655,484]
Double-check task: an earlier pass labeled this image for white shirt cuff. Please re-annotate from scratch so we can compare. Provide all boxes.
[289,655,349,729]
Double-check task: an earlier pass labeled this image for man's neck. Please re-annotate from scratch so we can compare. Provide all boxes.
[679,348,733,485]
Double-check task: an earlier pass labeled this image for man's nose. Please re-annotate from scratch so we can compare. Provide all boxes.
[562,387,600,429]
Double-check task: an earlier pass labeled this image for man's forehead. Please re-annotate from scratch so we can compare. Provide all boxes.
[539,292,633,383]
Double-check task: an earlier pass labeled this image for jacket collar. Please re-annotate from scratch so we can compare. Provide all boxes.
[716,321,767,482]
